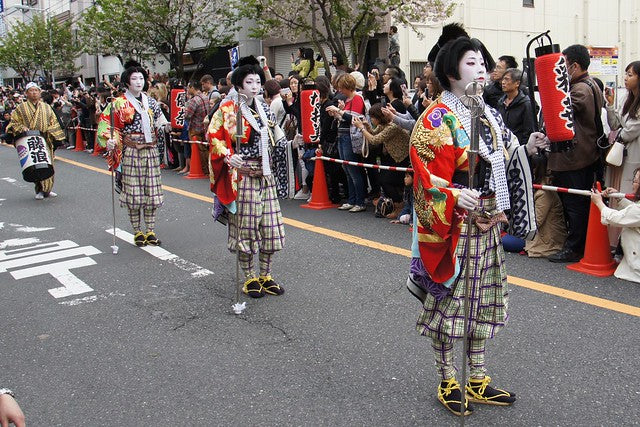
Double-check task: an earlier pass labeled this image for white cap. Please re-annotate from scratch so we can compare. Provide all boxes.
[350,71,365,90]
[25,82,40,91]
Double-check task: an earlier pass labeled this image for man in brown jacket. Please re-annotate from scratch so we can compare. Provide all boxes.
[547,44,604,262]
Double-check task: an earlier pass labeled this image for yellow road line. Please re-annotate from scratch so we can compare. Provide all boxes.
[508,276,639,317]
[57,155,640,317]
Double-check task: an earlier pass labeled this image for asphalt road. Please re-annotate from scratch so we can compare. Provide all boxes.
[1,145,639,426]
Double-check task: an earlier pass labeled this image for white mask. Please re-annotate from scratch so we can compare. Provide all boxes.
[237,73,262,102]
[449,50,487,96]
[128,72,145,96]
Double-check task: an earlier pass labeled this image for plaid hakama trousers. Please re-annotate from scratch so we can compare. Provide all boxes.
[119,146,164,210]
[416,196,508,379]
[227,162,285,256]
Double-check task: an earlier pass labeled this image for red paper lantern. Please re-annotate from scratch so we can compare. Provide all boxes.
[535,52,575,148]
[300,87,321,144]
[170,88,186,129]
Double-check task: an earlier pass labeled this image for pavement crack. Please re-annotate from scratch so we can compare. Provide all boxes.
[170,314,199,331]
[235,315,292,344]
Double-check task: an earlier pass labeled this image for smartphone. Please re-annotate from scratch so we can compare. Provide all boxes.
[401,83,408,96]
[381,98,387,107]
[281,87,291,96]
[605,81,615,96]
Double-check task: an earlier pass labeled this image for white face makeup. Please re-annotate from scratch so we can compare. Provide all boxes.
[238,73,262,101]
[128,72,145,95]
[449,50,487,96]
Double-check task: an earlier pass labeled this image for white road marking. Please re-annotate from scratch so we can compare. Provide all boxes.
[0,245,101,273]
[0,238,41,250]
[15,226,56,233]
[0,240,77,261]
[2,177,16,183]
[107,228,213,278]
[11,257,96,298]
[1,223,55,233]
[58,292,126,306]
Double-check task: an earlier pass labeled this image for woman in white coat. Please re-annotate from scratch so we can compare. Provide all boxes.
[592,167,640,284]
[605,61,640,193]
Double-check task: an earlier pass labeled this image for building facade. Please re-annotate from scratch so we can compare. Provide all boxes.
[399,0,639,86]
[2,0,637,87]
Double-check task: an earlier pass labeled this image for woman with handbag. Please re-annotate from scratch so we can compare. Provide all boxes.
[605,61,640,194]
[351,102,410,218]
[326,73,367,212]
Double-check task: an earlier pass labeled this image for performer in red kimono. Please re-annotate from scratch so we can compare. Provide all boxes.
[208,58,293,299]
[97,61,169,246]
[407,37,549,416]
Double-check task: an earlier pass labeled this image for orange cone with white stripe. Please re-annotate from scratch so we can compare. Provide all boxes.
[74,126,84,151]
[185,140,206,179]
[301,151,338,210]
[567,182,617,277]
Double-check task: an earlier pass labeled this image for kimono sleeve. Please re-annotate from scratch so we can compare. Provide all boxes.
[410,103,466,283]
[206,101,236,204]
[7,107,28,136]
[96,102,122,149]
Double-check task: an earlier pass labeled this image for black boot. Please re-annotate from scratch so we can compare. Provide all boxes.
[466,376,516,406]
[259,275,285,296]
[134,231,147,247]
[438,378,473,416]
[242,278,265,299]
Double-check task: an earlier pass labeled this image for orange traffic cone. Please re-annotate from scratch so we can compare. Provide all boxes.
[567,182,617,277]
[74,126,84,151]
[185,141,206,179]
[92,132,104,156]
[301,153,338,210]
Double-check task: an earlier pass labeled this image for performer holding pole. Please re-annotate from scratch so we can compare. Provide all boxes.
[97,61,170,247]
[208,56,292,301]
[406,37,549,417]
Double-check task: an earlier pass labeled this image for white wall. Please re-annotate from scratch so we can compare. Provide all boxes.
[399,0,638,84]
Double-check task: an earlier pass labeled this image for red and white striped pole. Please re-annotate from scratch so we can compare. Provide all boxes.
[532,184,635,200]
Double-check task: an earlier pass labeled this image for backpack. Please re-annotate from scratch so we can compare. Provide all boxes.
[582,79,608,185]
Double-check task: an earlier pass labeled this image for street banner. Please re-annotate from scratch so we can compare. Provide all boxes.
[229,47,239,70]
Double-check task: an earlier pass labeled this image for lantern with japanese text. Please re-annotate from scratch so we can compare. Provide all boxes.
[300,84,321,144]
[15,131,53,182]
[170,87,187,130]
[534,43,575,152]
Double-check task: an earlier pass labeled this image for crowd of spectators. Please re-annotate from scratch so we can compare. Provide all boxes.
[2,41,638,284]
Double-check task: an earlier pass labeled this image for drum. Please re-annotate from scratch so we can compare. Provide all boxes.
[15,130,54,182]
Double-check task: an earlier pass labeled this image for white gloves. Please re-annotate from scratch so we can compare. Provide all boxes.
[456,188,480,211]
[106,138,116,150]
[227,154,244,168]
[526,132,551,155]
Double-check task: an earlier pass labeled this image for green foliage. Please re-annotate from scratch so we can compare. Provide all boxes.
[77,0,242,77]
[240,0,455,73]
[0,15,80,82]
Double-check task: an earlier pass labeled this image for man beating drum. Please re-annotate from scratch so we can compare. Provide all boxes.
[7,82,65,200]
